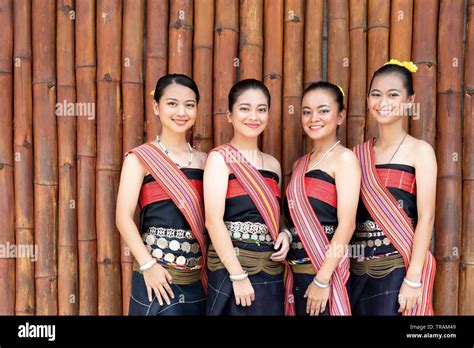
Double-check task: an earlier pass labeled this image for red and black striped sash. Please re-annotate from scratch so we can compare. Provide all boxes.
[305,175,337,207]
[354,138,436,315]
[226,176,280,199]
[127,143,208,292]
[140,179,203,208]
[211,143,295,316]
[286,154,351,315]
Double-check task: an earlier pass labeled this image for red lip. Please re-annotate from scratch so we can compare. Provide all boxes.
[245,123,260,129]
[173,119,187,125]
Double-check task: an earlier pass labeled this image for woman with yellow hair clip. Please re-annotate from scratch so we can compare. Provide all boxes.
[350,60,437,315]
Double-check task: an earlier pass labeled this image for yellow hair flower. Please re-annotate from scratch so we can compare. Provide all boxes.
[150,90,155,96]
[336,84,345,97]
[384,59,418,73]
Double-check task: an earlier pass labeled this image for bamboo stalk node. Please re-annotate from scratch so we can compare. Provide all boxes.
[170,21,192,30]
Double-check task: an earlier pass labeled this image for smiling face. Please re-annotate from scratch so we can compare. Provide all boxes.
[153,83,198,133]
[301,89,344,141]
[367,73,415,125]
[227,88,269,138]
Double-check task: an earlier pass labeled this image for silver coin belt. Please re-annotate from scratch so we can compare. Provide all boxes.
[289,226,335,249]
[355,218,416,235]
[225,221,274,245]
[142,227,201,268]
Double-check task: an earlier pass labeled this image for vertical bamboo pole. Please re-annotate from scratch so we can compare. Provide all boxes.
[96,0,122,315]
[0,0,15,315]
[366,0,390,139]
[327,0,350,146]
[32,0,58,315]
[303,0,324,153]
[145,0,168,141]
[282,0,304,189]
[121,0,145,315]
[239,0,263,80]
[347,0,367,148]
[460,0,474,315]
[213,0,239,146]
[57,0,78,315]
[168,0,193,75]
[193,0,214,153]
[168,0,194,143]
[434,0,464,315]
[410,0,438,148]
[13,0,35,316]
[76,0,98,315]
[390,0,413,132]
[262,0,284,161]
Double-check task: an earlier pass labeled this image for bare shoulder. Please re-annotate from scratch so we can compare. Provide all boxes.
[413,138,435,155]
[205,150,228,170]
[193,149,208,168]
[412,138,437,167]
[262,152,281,173]
[334,145,359,168]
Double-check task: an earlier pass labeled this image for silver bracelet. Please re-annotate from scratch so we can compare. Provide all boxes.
[280,228,293,243]
[139,259,157,272]
[229,271,248,282]
[313,277,330,289]
[403,277,422,289]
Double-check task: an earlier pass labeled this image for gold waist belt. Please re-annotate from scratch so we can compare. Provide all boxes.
[350,253,405,278]
[290,263,316,275]
[207,244,284,276]
[133,260,201,285]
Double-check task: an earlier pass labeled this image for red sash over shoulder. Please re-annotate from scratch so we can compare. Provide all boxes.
[212,143,295,316]
[127,143,208,293]
[286,154,351,315]
[353,138,436,315]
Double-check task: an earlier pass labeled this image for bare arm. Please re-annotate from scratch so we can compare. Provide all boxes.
[115,153,174,304]
[398,141,437,312]
[203,151,244,275]
[407,141,437,282]
[316,151,361,284]
[115,153,152,266]
[204,151,255,306]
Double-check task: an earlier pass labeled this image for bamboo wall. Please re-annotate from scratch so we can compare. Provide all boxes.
[0,0,472,315]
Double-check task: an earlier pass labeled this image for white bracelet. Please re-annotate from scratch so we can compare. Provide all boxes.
[280,228,293,243]
[313,277,330,289]
[229,271,248,282]
[403,277,422,289]
[139,259,157,272]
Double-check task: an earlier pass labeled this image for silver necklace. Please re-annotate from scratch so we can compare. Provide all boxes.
[307,140,341,172]
[156,135,193,168]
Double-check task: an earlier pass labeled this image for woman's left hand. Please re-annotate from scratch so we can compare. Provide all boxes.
[398,281,422,313]
[304,282,330,316]
[270,232,290,262]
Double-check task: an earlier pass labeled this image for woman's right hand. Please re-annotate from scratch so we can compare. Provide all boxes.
[142,263,174,305]
[232,277,255,307]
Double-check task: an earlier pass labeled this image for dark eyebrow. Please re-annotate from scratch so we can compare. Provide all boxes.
[164,98,195,102]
